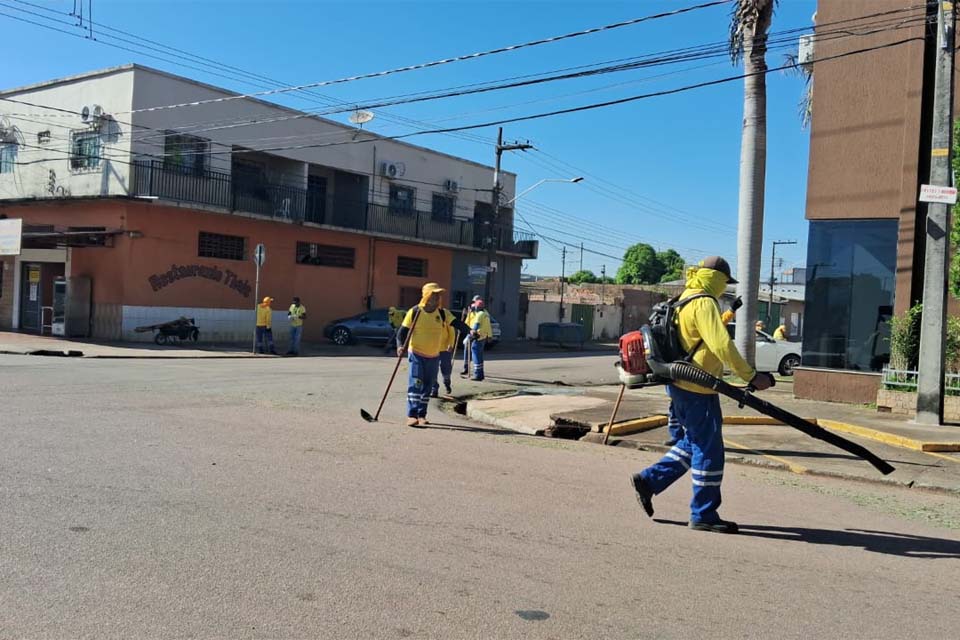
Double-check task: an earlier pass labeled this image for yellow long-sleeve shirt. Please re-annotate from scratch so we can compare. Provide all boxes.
[673,290,755,395]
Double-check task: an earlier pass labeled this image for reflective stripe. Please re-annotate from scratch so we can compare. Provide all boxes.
[665,452,690,469]
[691,478,723,487]
[691,469,724,477]
[669,447,691,459]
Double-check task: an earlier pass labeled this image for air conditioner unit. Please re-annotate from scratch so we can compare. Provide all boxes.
[80,104,106,126]
[798,34,815,66]
[380,161,406,178]
[444,179,459,193]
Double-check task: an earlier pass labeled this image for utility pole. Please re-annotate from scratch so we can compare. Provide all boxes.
[579,242,584,272]
[484,127,533,309]
[559,245,567,322]
[769,240,796,325]
[600,264,606,304]
[916,1,956,425]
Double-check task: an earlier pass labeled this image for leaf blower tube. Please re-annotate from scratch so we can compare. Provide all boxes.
[668,361,895,476]
[627,325,895,476]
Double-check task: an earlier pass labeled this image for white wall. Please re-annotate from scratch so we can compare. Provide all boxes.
[525,300,561,338]
[0,69,134,200]
[593,304,622,340]
[121,305,291,344]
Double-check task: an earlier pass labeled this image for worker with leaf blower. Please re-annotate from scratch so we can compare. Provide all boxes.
[397,283,470,428]
[631,257,775,534]
[664,295,742,447]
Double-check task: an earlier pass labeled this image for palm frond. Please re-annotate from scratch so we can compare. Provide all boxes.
[729,0,778,64]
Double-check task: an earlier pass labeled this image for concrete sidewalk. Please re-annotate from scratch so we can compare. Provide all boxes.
[463,380,960,493]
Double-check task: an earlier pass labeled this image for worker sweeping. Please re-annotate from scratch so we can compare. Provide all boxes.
[255,296,277,355]
[431,315,456,398]
[631,257,774,534]
[397,283,469,427]
[460,295,481,377]
[384,306,405,353]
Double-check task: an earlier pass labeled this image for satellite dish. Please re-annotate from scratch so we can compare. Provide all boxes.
[349,110,375,126]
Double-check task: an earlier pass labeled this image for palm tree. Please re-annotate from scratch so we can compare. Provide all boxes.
[730,0,776,366]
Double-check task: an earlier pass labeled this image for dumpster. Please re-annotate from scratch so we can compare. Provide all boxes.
[537,322,586,347]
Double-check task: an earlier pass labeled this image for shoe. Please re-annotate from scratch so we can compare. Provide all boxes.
[445,386,452,395]
[663,438,679,447]
[406,417,423,428]
[417,418,429,426]
[471,377,484,382]
[630,473,654,518]
[689,519,739,534]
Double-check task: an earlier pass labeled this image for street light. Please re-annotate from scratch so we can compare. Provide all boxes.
[502,176,584,207]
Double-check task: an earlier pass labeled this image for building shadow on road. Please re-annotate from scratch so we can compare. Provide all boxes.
[653,519,960,558]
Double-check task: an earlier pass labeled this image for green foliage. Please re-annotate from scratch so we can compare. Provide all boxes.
[951,119,960,298]
[888,304,923,370]
[616,244,687,285]
[888,303,960,371]
[566,270,598,285]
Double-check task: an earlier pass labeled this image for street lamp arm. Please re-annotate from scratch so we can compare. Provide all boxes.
[502,176,584,206]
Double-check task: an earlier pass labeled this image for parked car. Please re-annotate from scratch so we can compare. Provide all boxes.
[726,325,802,376]
[324,307,501,348]
[324,308,395,346]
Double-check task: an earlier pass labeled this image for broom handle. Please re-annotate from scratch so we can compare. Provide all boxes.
[602,383,627,445]
[372,307,421,421]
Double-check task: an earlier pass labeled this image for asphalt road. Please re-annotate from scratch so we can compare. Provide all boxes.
[2,352,959,639]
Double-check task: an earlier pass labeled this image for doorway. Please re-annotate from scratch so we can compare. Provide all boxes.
[19,262,65,333]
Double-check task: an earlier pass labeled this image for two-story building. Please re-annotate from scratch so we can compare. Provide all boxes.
[0,64,536,343]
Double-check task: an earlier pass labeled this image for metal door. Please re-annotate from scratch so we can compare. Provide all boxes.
[19,263,42,332]
[571,303,595,340]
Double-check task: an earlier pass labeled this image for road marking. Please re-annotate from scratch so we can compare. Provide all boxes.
[817,419,960,452]
[724,437,808,475]
[605,415,668,436]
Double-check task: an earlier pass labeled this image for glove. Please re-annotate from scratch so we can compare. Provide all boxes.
[730,296,743,312]
[749,371,775,391]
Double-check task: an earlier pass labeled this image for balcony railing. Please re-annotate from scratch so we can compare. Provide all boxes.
[131,160,537,257]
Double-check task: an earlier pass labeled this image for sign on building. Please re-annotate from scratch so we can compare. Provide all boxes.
[919,184,958,204]
[0,218,23,256]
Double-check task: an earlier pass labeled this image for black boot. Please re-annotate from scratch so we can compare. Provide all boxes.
[688,519,739,534]
[630,473,654,518]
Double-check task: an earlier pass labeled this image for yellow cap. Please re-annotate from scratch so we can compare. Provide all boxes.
[421,282,445,296]
[262,296,273,304]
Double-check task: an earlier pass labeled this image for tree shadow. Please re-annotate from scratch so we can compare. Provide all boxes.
[652,518,960,559]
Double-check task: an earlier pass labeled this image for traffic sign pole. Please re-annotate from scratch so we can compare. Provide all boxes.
[252,243,265,354]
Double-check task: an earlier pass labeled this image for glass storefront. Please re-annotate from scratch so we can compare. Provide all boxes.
[802,220,898,371]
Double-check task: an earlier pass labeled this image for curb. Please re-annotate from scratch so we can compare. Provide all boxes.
[465,404,545,436]
[817,418,960,453]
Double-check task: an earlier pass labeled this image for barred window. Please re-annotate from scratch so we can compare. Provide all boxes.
[70,131,100,170]
[431,193,455,222]
[296,241,355,268]
[198,231,245,261]
[389,184,415,216]
[164,131,209,175]
[0,143,17,173]
[397,256,427,277]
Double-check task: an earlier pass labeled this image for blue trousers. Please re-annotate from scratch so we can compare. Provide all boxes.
[407,352,440,418]
[256,326,274,353]
[288,325,303,354]
[641,385,725,524]
[433,350,453,394]
[667,386,684,443]
[471,339,485,380]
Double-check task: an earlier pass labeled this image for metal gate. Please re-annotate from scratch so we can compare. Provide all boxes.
[571,303,595,340]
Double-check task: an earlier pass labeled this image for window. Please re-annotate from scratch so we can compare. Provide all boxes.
[397,256,427,277]
[431,193,455,222]
[389,184,415,216]
[198,231,246,261]
[0,143,15,173]
[296,241,355,268]
[70,131,100,170]
[802,220,898,372]
[164,132,209,175]
[37,130,51,144]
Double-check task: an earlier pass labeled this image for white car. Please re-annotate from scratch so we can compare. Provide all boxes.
[727,325,802,376]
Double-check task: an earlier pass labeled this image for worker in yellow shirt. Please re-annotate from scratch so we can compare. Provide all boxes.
[467,298,493,381]
[256,296,277,354]
[397,283,469,427]
[384,306,406,353]
[431,318,457,398]
[631,257,774,534]
[773,324,787,341]
[286,296,307,356]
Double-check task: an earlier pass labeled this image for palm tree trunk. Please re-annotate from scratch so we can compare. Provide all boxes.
[734,11,771,368]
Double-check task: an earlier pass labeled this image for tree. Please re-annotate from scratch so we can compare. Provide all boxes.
[730,0,776,367]
[567,270,598,284]
[616,243,664,284]
[657,249,686,283]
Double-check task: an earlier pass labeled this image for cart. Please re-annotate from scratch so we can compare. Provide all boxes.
[134,317,200,345]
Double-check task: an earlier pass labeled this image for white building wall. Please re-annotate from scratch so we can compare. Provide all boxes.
[593,304,622,341]
[0,69,134,200]
[120,305,291,344]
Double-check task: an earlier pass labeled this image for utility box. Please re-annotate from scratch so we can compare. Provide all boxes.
[51,277,67,336]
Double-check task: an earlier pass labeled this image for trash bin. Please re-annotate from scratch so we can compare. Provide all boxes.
[537,322,585,347]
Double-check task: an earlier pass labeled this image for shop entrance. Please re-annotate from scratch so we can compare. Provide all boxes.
[19,262,65,333]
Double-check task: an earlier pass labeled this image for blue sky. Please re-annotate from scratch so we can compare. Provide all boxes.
[0,0,818,278]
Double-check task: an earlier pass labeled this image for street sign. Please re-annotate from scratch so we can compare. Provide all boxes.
[489,260,498,272]
[919,184,958,204]
[0,218,23,256]
[253,243,266,266]
[468,265,493,277]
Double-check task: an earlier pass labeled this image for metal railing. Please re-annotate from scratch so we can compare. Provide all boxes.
[131,160,536,257]
[881,367,960,395]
